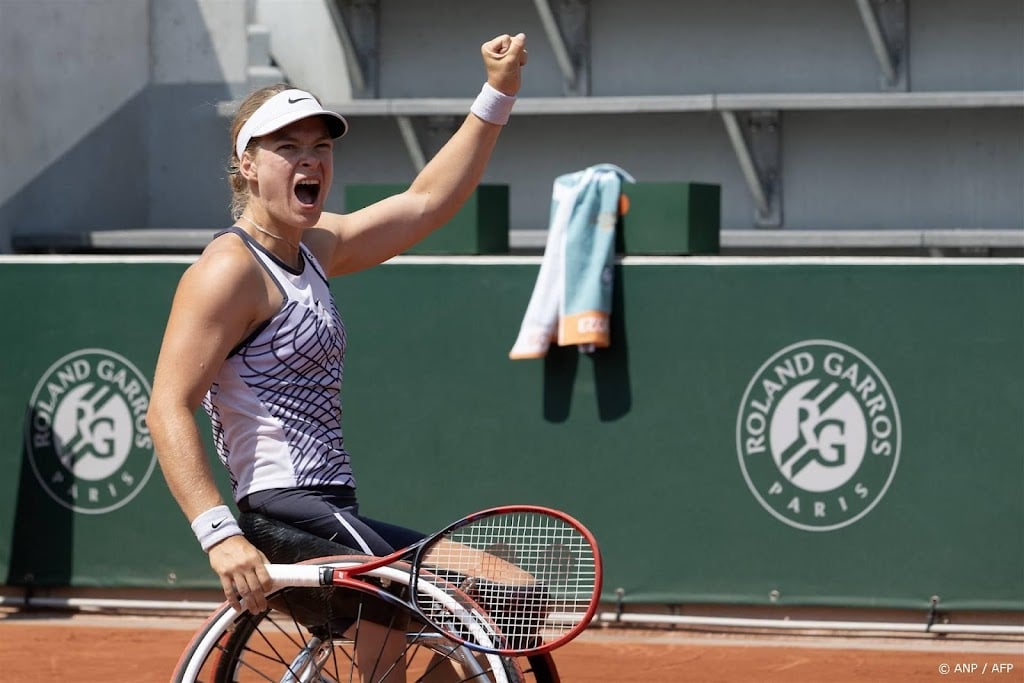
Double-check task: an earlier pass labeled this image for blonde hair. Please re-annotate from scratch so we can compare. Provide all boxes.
[226,83,290,220]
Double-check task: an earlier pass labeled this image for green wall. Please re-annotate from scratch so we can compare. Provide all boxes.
[1,257,1021,612]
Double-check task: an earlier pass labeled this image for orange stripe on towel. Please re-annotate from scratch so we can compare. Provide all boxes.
[559,311,611,348]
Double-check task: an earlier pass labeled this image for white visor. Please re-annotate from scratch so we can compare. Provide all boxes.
[234,89,348,160]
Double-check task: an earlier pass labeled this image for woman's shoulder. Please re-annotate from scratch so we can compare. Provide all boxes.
[168,230,274,346]
[183,229,263,291]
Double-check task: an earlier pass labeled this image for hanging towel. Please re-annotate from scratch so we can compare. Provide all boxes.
[509,164,635,359]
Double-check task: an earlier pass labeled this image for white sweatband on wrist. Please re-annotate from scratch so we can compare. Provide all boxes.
[191,505,243,552]
[470,82,516,125]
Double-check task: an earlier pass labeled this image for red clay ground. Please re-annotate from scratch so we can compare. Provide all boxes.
[0,613,1021,682]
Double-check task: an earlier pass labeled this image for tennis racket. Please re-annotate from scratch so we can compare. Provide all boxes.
[264,504,602,656]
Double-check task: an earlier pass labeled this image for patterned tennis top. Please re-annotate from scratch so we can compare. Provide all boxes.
[202,227,355,500]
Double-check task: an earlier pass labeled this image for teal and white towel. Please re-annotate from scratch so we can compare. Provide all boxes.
[510,164,635,359]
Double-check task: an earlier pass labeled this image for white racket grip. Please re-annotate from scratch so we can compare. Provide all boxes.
[266,563,329,589]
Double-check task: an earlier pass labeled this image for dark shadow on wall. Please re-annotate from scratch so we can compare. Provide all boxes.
[0,0,236,251]
[594,265,632,420]
[1,82,236,252]
[542,264,632,422]
[542,344,579,422]
[0,90,150,249]
[5,407,74,590]
[145,82,241,228]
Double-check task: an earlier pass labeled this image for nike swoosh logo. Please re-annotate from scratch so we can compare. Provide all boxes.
[288,97,311,104]
[211,519,227,529]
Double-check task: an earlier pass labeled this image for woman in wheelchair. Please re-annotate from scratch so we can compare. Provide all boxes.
[147,32,529,683]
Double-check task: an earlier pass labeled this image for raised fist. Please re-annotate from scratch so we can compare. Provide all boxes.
[481,33,528,96]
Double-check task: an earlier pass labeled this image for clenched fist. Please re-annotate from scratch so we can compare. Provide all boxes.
[482,33,528,96]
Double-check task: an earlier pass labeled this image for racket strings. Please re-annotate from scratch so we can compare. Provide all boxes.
[415,511,597,651]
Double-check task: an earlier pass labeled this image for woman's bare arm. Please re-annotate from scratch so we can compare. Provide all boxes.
[147,240,274,612]
[306,33,528,277]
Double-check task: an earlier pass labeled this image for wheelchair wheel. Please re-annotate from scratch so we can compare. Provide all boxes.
[172,558,560,683]
[520,653,560,683]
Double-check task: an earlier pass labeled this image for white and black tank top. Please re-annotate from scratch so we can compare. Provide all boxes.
[202,227,355,500]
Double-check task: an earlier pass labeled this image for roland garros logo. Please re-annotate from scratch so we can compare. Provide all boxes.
[25,349,156,514]
[736,340,901,531]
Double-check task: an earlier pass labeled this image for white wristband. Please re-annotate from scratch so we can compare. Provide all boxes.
[470,82,516,125]
[190,505,243,552]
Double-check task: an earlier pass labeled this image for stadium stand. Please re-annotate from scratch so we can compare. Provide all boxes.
[1,0,1021,254]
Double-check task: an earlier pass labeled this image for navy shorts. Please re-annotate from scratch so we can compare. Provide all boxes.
[238,485,425,556]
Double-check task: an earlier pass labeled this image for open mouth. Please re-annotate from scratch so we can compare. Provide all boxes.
[295,178,321,206]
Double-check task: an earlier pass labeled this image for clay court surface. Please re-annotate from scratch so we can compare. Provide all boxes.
[1,611,1022,682]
